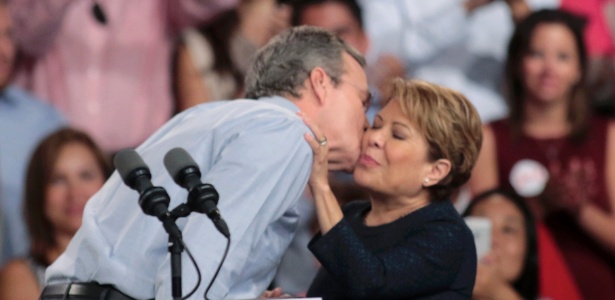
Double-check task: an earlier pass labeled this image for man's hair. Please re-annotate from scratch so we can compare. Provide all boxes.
[244,26,365,99]
[383,79,483,201]
[290,0,364,28]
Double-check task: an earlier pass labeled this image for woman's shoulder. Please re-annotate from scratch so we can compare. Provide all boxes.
[0,258,42,298]
[0,258,31,275]
[0,258,39,286]
[420,202,474,240]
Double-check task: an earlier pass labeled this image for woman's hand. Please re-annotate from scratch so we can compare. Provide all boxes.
[473,254,522,300]
[259,287,290,298]
[298,112,330,191]
[298,111,344,234]
[541,158,597,217]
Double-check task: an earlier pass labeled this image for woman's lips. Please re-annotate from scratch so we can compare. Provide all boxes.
[358,154,379,167]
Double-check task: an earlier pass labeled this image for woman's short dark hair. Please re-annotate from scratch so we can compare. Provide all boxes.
[462,188,539,300]
[24,128,112,266]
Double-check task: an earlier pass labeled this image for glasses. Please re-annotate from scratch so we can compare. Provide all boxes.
[341,79,372,112]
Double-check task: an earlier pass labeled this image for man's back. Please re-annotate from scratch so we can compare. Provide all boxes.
[46,97,313,299]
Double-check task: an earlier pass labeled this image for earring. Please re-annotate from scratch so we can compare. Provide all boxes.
[424,178,429,183]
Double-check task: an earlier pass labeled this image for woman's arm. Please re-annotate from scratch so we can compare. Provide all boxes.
[576,121,615,255]
[468,125,500,195]
[175,42,213,112]
[0,259,41,300]
[300,113,343,234]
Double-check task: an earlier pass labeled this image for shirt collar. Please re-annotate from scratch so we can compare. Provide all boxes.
[259,95,300,113]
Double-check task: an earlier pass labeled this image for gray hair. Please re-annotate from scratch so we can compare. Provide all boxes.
[245,26,365,99]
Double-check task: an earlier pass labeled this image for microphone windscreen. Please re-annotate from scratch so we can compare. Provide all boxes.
[163,147,198,180]
[114,149,148,181]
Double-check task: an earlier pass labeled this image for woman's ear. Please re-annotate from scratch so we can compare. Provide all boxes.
[423,159,452,187]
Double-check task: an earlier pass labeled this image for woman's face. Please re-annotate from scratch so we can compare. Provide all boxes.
[521,23,581,104]
[353,99,433,197]
[471,195,528,283]
[45,142,105,236]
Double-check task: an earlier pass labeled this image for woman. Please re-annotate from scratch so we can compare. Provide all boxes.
[0,128,111,299]
[469,9,615,299]
[463,189,540,300]
[299,78,483,299]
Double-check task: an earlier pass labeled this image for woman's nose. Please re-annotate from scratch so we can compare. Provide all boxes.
[366,130,383,148]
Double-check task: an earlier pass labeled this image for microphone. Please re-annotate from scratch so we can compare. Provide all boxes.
[164,147,230,238]
[114,149,170,220]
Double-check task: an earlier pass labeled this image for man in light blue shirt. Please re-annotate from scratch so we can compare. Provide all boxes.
[43,26,370,299]
[0,3,65,265]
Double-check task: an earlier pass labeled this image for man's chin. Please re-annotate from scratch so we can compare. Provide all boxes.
[327,159,358,174]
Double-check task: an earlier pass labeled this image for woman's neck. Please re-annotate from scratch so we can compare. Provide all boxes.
[522,97,570,138]
[365,194,430,226]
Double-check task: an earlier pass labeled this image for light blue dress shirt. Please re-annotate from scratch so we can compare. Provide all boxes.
[46,96,313,299]
[0,85,65,264]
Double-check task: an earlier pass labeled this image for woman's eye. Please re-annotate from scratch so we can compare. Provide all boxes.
[49,176,66,185]
[528,49,544,58]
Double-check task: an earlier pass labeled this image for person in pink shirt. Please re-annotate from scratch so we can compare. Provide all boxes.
[8,0,237,152]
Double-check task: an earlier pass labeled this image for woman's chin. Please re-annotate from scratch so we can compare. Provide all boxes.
[353,170,374,190]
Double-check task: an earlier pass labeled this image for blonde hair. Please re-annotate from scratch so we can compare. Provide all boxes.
[384,78,483,200]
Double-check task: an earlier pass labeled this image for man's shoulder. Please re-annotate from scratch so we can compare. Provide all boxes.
[200,97,305,133]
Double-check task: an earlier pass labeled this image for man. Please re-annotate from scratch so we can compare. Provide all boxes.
[0,0,65,265]
[273,2,388,294]
[42,26,369,300]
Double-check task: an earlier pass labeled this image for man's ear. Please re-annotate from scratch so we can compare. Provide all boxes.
[309,67,329,106]
[423,159,452,187]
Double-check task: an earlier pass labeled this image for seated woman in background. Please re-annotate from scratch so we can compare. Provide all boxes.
[298,78,483,299]
[469,9,615,299]
[463,188,582,300]
[0,128,112,299]
[464,189,583,300]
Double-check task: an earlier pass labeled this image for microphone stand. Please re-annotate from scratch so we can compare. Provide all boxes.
[158,204,192,300]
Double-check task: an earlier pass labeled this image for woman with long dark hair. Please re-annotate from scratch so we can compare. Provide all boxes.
[0,128,111,299]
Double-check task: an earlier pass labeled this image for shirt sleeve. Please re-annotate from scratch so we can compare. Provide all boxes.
[154,114,313,299]
[308,218,468,299]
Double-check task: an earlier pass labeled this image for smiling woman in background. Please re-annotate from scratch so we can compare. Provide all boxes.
[0,128,111,299]
[295,78,483,299]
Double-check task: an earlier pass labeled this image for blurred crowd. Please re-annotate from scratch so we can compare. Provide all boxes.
[0,0,614,299]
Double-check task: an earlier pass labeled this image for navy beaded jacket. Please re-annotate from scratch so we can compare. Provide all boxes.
[307,200,477,300]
